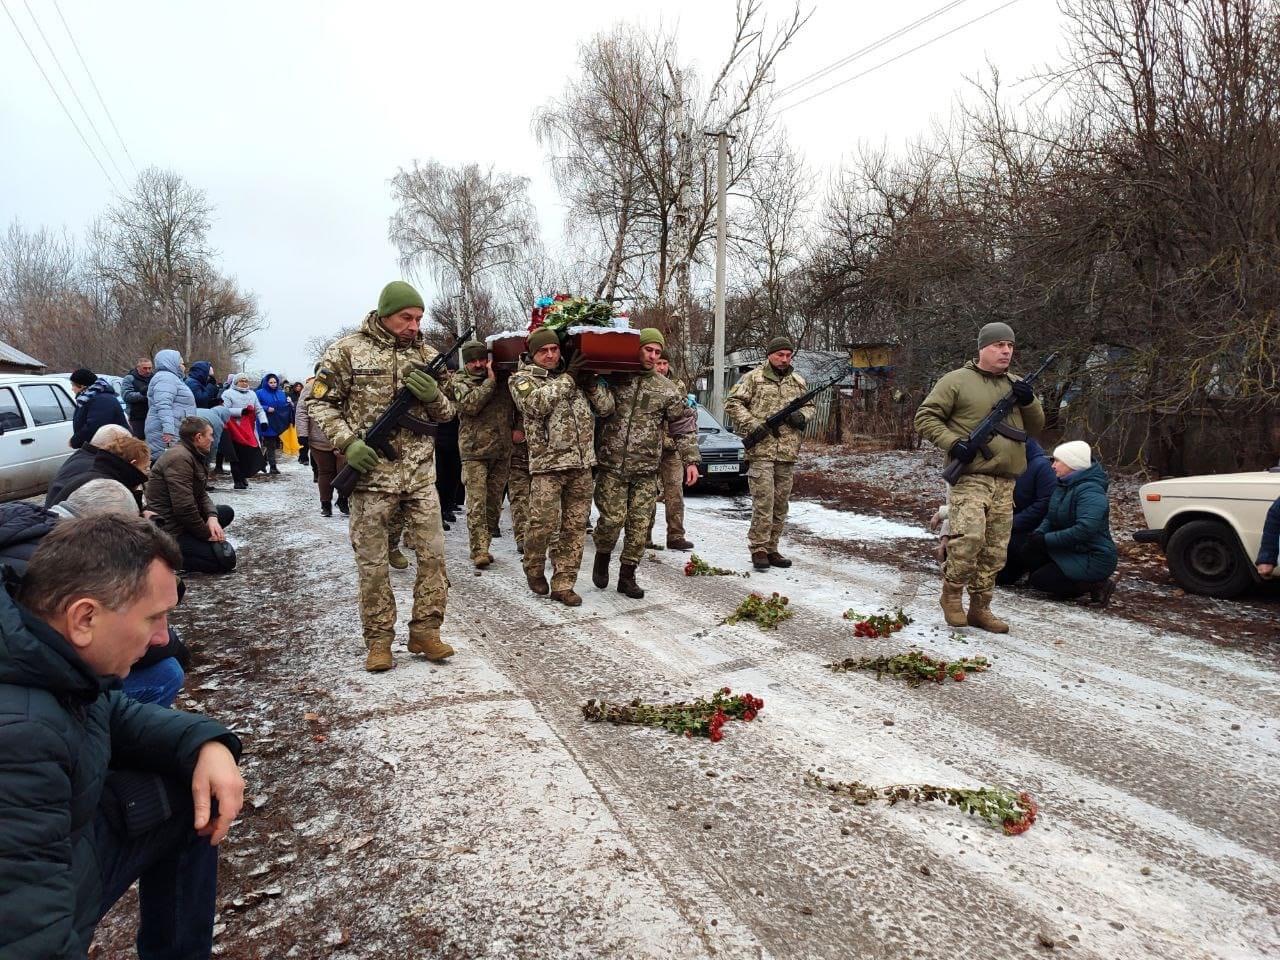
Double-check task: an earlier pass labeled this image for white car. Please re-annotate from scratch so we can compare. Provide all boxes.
[1135,469,1280,598]
[0,374,77,503]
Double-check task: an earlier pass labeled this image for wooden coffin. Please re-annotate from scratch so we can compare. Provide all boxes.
[487,332,528,371]
[565,327,644,373]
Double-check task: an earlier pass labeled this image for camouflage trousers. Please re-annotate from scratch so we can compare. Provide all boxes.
[387,503,412,552]
[525,467,593,592]
[647,449,686,542]
[462,456,510,559]
[507,444,531,550]
[747,459,795,553]
[349,490,448,646]
[944,474,1015,592]
[594,471,659,565]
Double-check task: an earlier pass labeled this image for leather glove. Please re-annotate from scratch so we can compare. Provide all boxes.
[1010,378,1035,406]
[949,439,978,464]
[785,411,807,430]
[344,438,381,473]
[404,370,439,404]
[565,350,588,378]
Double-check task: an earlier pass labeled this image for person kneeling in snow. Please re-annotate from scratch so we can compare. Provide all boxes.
[146,417,236,574]
[0,514,243,958]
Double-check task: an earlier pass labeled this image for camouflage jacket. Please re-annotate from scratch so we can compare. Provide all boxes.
[447,369,514,461]
[307,311,456,493]
[724,363,815,463]
[508,363,614,474]
[597,372,699,477]
[661,378,689,453]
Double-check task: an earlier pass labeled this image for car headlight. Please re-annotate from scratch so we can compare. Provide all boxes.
[737,448,745,460]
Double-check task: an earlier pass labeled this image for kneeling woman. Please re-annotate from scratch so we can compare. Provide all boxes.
[1022,441,1118,606]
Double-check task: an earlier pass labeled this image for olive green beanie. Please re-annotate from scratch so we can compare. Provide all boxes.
[978,322,1016,350]
[377,280,424,318]
[527,327,560,353]
[638,328,665,348]
[460,340,487,364]
[766,334,795,356]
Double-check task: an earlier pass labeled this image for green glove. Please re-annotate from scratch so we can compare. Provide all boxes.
[565,350,587,377]
[344,438,381,473]
[404,370,439,403]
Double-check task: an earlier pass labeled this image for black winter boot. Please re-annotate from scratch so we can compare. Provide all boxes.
[617,563,644,599]
[592,551,611,589]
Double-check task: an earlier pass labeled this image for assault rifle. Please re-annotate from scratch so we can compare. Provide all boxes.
[940,351,1060,486]
[332,327,473,498]
[740,366,850,451]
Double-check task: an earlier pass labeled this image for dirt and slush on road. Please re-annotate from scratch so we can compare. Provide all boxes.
[93,450,1278,959]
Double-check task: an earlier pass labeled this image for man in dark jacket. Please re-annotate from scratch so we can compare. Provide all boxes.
[185,361,222,409]
[69,368,129,449]
[48,433,150,512]
[121,357,154,439]
[145,417,236,573]
[44,424,134,508]
[0,513,243,959]
[997,437,1057,585]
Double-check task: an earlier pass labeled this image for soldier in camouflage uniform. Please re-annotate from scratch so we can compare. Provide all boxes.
[308,281,457,671]
[646,351,695,551]
[509,327,614,606]
[591,329,700,598]
[915,322,1045,633]
[447,340,514,568]
[724,335,816,572]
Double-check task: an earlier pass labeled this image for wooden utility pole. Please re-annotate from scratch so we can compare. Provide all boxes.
[708,130,729,421]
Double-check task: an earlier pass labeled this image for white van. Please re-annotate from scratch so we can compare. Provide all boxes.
[0,374,77,502]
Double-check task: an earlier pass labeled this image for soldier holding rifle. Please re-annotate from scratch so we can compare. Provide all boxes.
[914,322,1045,633]
[308,281,458,672]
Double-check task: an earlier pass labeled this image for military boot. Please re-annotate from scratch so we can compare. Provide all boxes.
[526,570,550,595]
[940,580,968,628]
[365,638,393,672]
[388,548,410,570]
[592,551,612,589]
[667,536,694,551]
[617,563,645,599]
[966,590,1009,633]
[550,589,582,607]
[408,627,455,661]
[473,553,493,569]
[751,550,770,571]
[767,551,792,568]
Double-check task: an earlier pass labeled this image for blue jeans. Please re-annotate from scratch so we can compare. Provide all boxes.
[122,658,185,707]
[95,776,218,959]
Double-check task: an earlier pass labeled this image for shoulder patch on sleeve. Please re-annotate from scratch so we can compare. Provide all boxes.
[516,379,534,396]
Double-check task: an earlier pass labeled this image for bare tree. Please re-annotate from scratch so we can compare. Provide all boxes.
[388,162,539,331]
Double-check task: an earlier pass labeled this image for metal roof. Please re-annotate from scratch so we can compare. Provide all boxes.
[0,340,45,369]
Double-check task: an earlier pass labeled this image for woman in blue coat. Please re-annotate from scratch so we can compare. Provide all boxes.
[144,349,198,460]
[1022,440,1119,606]
[254,372,292,475]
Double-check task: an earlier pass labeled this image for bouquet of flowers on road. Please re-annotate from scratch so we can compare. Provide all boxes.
[844,608,912,638]
[807,773,1038,835]
[725,592,792,629]
[827,652,990,685]
[583,687,764,743]
[684,554,743,577]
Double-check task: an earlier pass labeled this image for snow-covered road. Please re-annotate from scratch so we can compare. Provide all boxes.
[124,464,1279,959]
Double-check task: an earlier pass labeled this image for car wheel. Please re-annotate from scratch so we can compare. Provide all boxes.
[1166,519,1254,598]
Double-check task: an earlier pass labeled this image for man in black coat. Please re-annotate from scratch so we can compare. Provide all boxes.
[0,514,243,959]
[69,368,129,449]
[44,424,134,508]
[121,357,154,439]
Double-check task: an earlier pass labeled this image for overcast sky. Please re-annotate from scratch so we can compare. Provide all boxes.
[0,0,1067,375]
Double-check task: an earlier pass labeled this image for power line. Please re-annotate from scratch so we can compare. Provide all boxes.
[778,0,1025,115]
[774,0,974,100]
[50,0,137,176]
[0,0,119,189]
[22,0,128,184]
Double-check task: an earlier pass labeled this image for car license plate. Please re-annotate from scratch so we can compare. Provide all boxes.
[707,463,739,473]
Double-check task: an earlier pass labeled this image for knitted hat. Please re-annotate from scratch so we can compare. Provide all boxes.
[377,280,424,318]
[638,328,665,348]
[766,335,795,356]
[70,368,96,387]
[978,322,1016,350]
[460,340,487,364]
[527,327,560,353]
[1053,440,1092,471]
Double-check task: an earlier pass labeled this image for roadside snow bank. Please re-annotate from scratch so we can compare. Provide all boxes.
[785,500,932,541]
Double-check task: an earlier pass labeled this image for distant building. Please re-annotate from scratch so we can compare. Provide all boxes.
[0,340,46,375]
